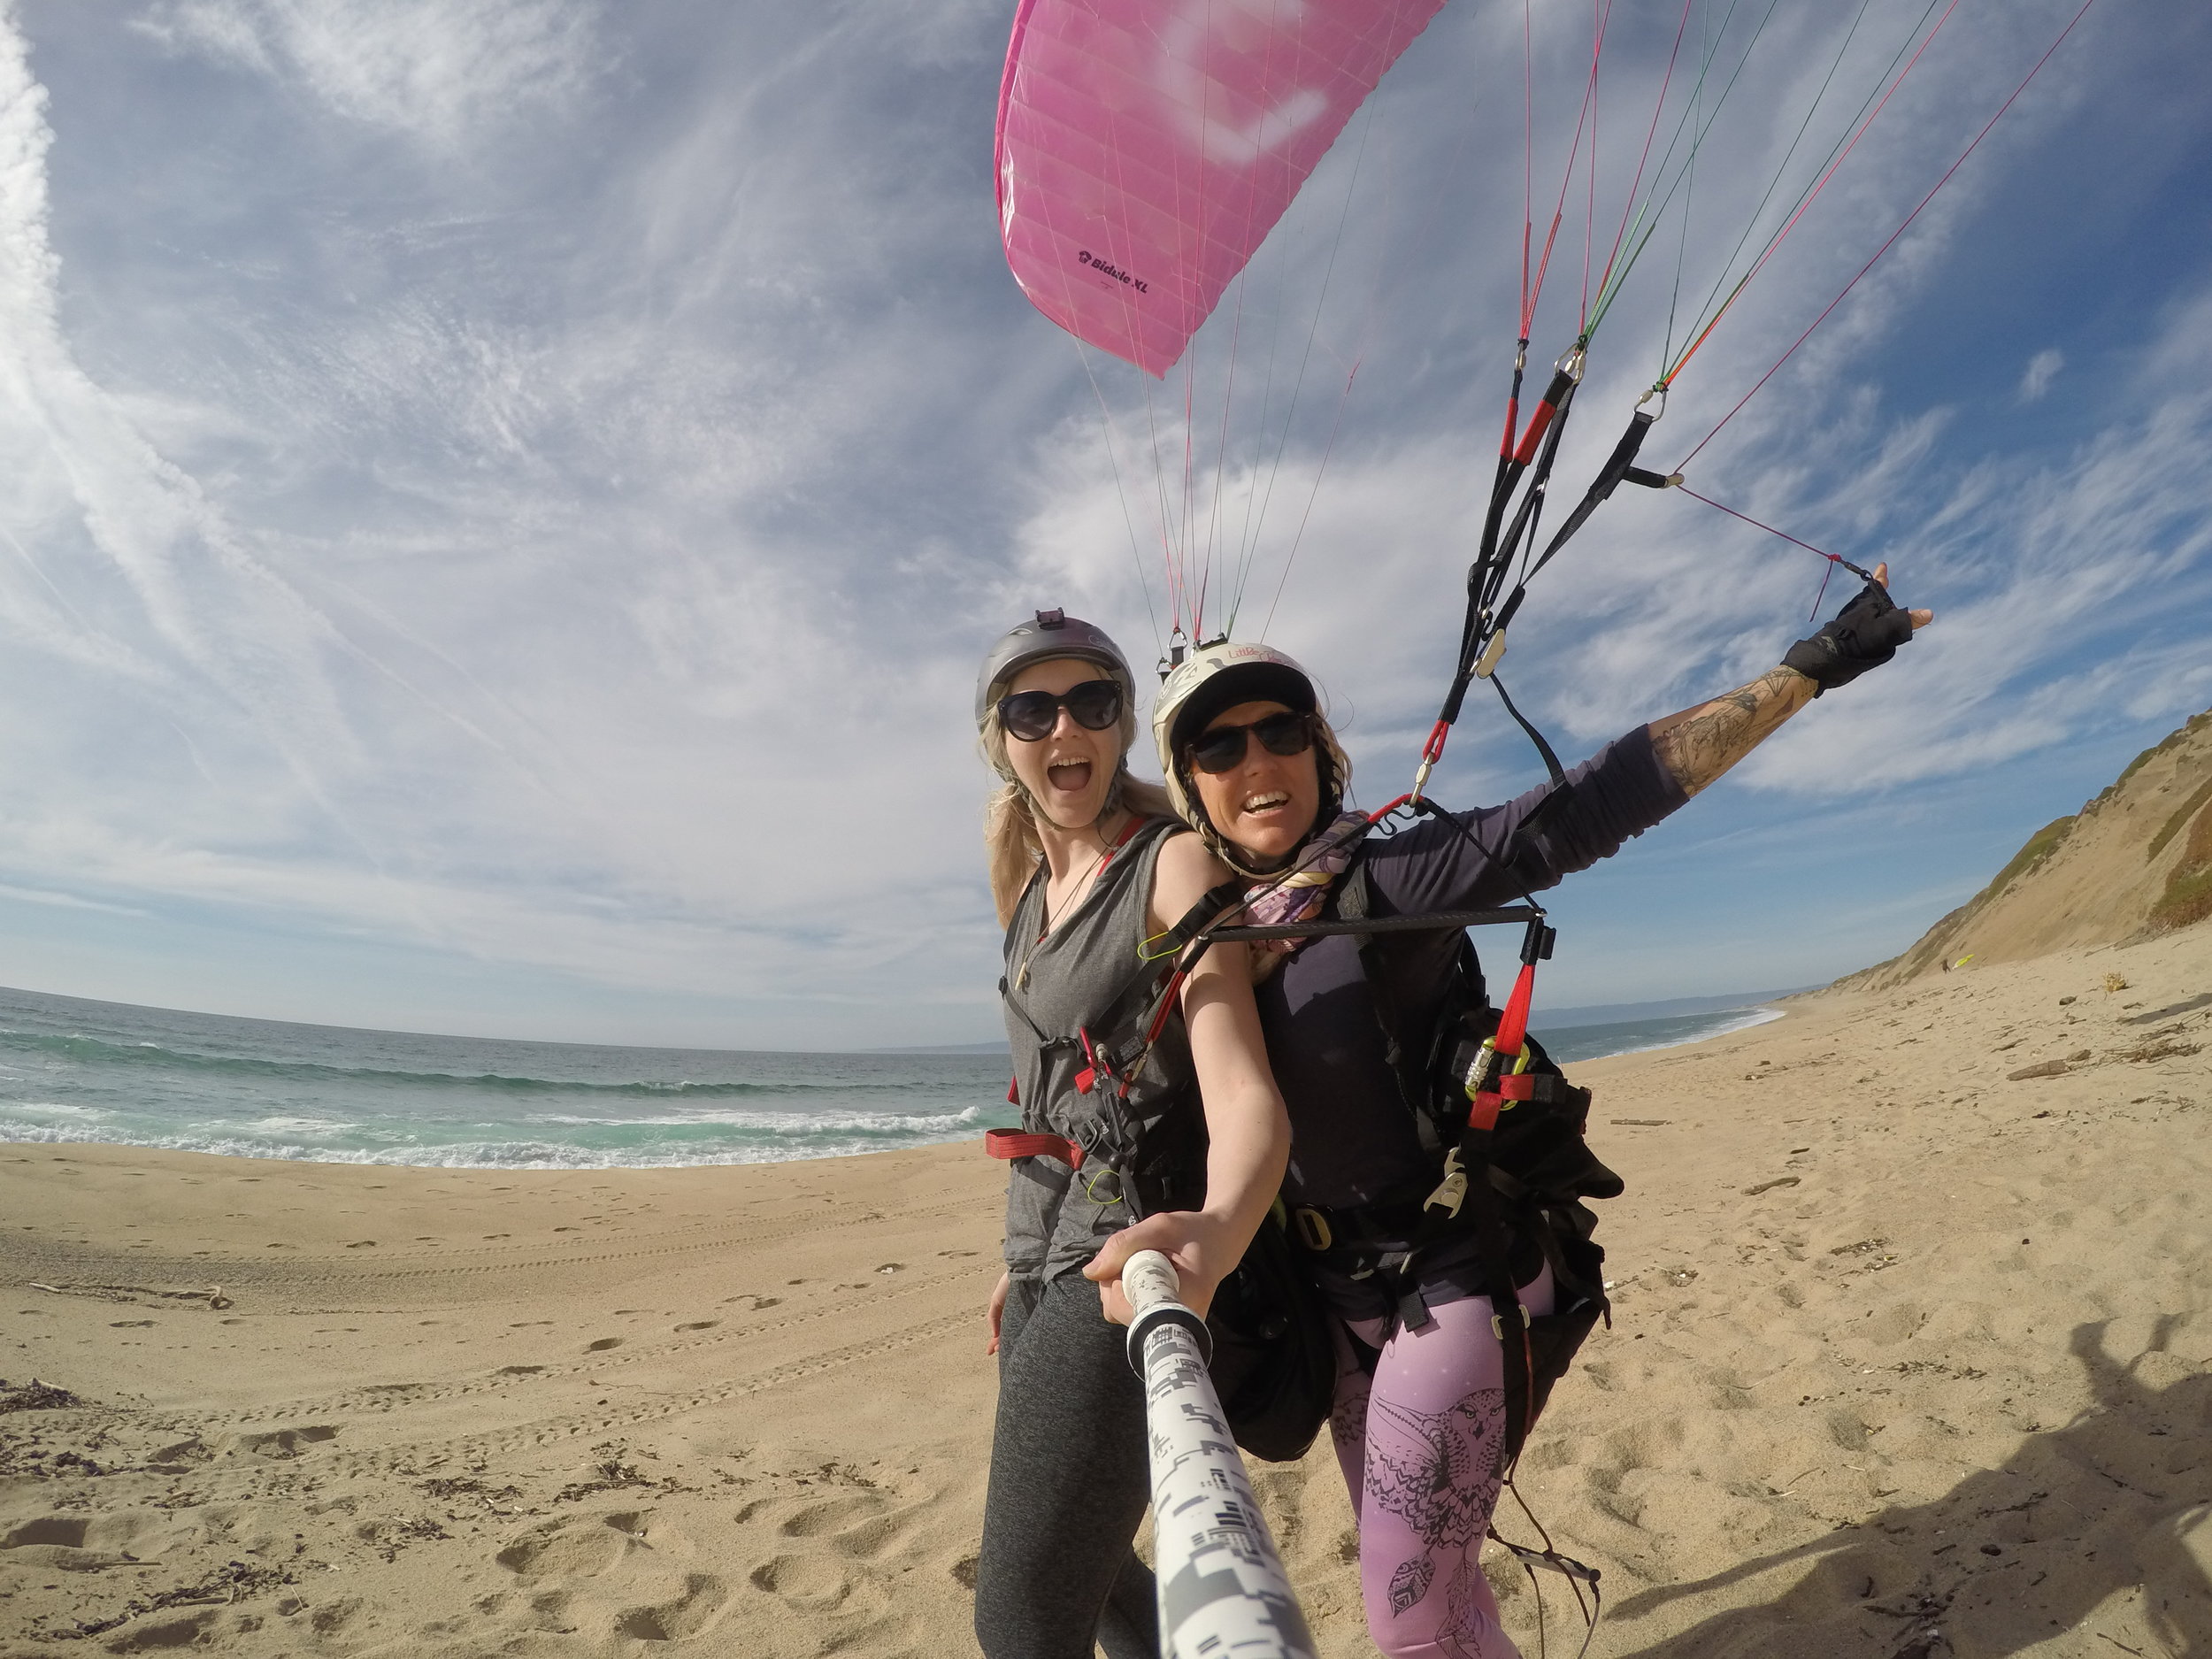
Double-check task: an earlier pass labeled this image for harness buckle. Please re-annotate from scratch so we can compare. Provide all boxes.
[1424,1148,1469,1219]
[1491,1302,1532,1340]
[1474,628,1509,680]
[1292,1207,1334,1252]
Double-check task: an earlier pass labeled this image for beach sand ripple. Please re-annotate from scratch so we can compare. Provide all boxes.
[4,927,2208,1655]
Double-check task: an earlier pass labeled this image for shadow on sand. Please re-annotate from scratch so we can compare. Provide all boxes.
[1607,1321,2209,1659]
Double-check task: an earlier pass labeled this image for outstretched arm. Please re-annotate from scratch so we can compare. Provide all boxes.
[1649,561,1932,798]
[1648,666,1816,798]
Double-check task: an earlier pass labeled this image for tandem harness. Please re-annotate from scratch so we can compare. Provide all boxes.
[1271,844,1624,1467]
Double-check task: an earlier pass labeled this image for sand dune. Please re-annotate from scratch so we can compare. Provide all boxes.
[4,924,2208,1656]
[1848,708,2212,989]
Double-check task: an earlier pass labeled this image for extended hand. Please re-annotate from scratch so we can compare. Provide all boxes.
[1782,562,1934,695]
[1084,1210,1237,1325]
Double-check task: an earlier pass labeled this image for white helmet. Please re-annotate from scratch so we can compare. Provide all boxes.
[1152,639,1334,832]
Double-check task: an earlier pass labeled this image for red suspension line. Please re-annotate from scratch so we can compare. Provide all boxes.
[1530,1,1607,338]
[1663,0,1967,390]
[1581,0,1614,330]
[1678,0,2101,470]
[1518,0,1533,331]
[1594,0,1696,313]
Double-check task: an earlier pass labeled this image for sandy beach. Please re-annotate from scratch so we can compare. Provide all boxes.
[4,926,2208,1657]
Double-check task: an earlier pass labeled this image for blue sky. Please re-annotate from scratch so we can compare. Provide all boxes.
[0,0,2206,1049]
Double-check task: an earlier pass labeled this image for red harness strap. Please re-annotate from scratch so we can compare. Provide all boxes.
[1467,958,1541,1133]
[984,1128,1085,1171]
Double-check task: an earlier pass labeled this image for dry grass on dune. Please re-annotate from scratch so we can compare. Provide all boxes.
[1848,708,2212,989]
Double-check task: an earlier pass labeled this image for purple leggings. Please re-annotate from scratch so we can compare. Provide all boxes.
[1328,1264,1555,1659]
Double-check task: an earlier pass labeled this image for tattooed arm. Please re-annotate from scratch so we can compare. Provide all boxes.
[1650,560,1932,797]
[1647,666,1816,797]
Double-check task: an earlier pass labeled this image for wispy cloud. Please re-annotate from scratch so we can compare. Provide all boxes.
[0,0,2205,1039]
[134,0,604,144]
[2018,347,2065,402]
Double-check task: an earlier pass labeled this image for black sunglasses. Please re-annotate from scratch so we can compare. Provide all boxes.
[997,679,1124,742]
[1186,710,1314,774]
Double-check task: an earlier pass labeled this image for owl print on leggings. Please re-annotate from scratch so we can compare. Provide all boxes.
[1365,1386,1507,1643]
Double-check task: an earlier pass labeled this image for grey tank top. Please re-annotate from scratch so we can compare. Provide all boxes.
[998,815,1202,1280]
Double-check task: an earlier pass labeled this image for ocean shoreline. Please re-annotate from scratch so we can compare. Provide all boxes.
[3,980,1791,1173]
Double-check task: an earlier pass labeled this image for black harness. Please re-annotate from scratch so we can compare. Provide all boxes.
[1288,847,1623,1463]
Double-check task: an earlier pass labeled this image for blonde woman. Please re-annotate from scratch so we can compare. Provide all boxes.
[969,610,1288,1659]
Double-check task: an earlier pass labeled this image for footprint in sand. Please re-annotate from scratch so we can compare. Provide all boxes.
[496,1365,545,1376]
[617,1572,731,1640]
[2,1517,93,1549]
[748,1554,854,1611]
[587,1337,623,1352]
[774,1494,879,1541]
[345,1240,378,1248]
[495,1515,634,1581]
[234,1425,340,1460]
[675,1321,719,1333]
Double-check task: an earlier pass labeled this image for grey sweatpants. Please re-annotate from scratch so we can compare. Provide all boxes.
[973,1273,1160,1659]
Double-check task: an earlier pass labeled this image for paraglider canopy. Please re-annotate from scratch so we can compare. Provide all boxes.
[995,0,1447,376]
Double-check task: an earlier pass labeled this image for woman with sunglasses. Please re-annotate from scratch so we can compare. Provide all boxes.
[970,611,1288,1659]
[1143,576,1930,1659]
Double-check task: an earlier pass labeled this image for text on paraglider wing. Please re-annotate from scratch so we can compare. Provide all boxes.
[1077,250,1149,293]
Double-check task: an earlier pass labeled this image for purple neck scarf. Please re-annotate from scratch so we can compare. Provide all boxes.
[1240,810,1369,960]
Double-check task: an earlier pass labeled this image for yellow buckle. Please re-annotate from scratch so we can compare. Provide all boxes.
[1292,1206,1334,1252]
[1464,1036,1532,1108]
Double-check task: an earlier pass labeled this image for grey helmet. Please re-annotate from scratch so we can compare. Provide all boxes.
[974,609,1137,727]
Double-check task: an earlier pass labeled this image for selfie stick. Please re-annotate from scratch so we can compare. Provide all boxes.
[1122,1249,1317,1659]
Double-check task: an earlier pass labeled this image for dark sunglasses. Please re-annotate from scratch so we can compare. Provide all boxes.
[1186,710,1314,774]
[997,679,1124,742]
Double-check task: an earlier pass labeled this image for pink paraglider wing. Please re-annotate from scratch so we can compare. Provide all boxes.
[996,0,1448,377]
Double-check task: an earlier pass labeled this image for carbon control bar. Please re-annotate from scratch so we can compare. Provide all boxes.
[1207,906,1540,942]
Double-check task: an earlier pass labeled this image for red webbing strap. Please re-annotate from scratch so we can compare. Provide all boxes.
[1494,959,1539,1057]
[1468,959,1541,1133]
[984,1128,1084,1171]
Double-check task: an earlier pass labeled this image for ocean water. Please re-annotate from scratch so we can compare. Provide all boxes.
[0,982,1781,1171]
